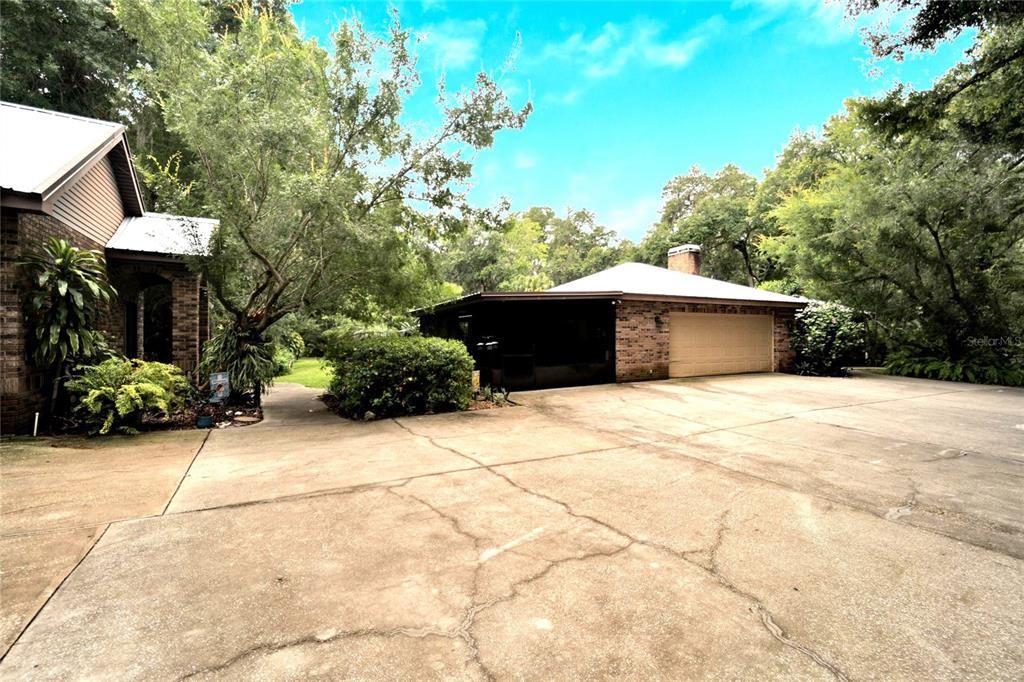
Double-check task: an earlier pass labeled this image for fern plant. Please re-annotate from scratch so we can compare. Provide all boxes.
[67,359,189,435]
[886,350,1023,387]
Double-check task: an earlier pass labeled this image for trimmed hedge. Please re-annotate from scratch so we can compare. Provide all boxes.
[326,335,473,419]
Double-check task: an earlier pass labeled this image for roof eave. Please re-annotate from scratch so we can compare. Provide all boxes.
[617,293,806,308]
[105,248,190,265]
[0,190,43,212]
[413,289,805,315]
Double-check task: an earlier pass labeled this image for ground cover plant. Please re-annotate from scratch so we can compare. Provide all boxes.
[66,358,189,435]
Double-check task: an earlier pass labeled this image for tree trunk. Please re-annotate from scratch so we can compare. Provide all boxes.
[46,360,65,435]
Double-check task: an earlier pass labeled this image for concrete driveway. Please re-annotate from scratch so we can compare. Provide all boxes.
[1,373,1022,680]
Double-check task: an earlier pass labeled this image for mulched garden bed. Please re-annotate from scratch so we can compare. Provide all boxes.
[153,403,263,430]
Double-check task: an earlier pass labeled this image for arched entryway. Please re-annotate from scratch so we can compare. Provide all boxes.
[121,273,173,364]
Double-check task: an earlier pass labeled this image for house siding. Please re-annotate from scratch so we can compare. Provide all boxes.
[614,299,797,382]
[51,156,125,247]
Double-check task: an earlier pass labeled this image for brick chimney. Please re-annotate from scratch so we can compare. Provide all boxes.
[667,244,701,275]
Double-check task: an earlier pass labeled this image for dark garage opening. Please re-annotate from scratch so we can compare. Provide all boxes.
[420,297,616,391]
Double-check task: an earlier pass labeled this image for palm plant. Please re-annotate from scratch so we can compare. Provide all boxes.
[21,237,117,422]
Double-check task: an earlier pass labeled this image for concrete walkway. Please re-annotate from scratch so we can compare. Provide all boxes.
[1,374,1022,680]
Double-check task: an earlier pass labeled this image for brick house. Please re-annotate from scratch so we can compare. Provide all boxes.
[0,102,216,434]
[418,245,806,390]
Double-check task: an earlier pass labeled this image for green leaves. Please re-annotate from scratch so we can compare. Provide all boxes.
[115,1,530,353]
[791,302,864,377]
[67,359,189,435]
[325,334,473,419]
[20,237,117,371]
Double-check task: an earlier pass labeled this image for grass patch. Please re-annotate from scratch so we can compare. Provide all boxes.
[278,357,332,389]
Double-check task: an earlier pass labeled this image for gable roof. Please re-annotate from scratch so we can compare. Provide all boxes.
[549,262,805,305]
[107,213,218,257]
[0,101,144,215]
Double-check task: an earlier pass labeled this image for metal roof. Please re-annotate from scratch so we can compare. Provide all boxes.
[106,213,218,257]
[550,262,805,304]
[0,101,124,196]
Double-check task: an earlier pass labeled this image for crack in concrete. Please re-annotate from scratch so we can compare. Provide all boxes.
[885,481,920,521]
[176,626,455,681]
[394,419,851,682]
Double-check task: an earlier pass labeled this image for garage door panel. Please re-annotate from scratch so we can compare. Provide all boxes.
[669,312,772,378]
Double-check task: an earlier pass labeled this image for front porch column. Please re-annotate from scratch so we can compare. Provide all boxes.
[135,290,145,359]
[171,273,201,376]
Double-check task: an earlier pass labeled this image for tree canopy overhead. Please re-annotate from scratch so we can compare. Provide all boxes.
[0,0,143,120]
[114,0,530,342]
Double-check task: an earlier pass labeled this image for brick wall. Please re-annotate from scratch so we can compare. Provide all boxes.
[171,273,200,374]
[106,258,204,378]
[614,299,799,382]
[1,211,207,433]
[1,211,106,433]
[772,308,797,373]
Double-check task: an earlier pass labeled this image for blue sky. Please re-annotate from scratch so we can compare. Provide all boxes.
[291,0,975,242]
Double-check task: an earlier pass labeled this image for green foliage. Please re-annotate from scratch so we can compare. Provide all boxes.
[200,328,276,400]
[268,326,307,375]
[476,385,509,406]
[326,336,474,419]
[791,301,864,377]
[66,359,189,435]
[766,108,1023,363]
[115,0,530,361]
[846,0,1024,59]
[20,237,117,369]
[271,345,297,377]
[638,165,766,285]
[0,0,142,120]
[439,207,633,292]
[886,349,1023,387]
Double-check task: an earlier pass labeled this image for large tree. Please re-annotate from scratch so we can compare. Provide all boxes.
[849,1,1024,148]
[114,1,530,360]
[0,0,142,120]
[639,165,762,285]
[766,105,1023,364]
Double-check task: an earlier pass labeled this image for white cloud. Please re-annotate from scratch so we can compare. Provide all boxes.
[542,87,581,106]
[540,19,708,80]
[513,152,537,170]
[604,195,662,241]
[733,0,891,46]
[418,19,487,71]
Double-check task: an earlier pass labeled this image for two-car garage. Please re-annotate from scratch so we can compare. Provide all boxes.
[668,312,773,378]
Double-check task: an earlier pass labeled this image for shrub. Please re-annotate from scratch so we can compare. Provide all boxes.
[886,349,1023,386]
[200,328,276,401]
[326,335,473,419]
[791,301,863,376]
[66,359,189,435]
[271,344,297,376]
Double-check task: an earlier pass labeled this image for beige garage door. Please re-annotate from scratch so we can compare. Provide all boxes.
[669,312,772,378]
